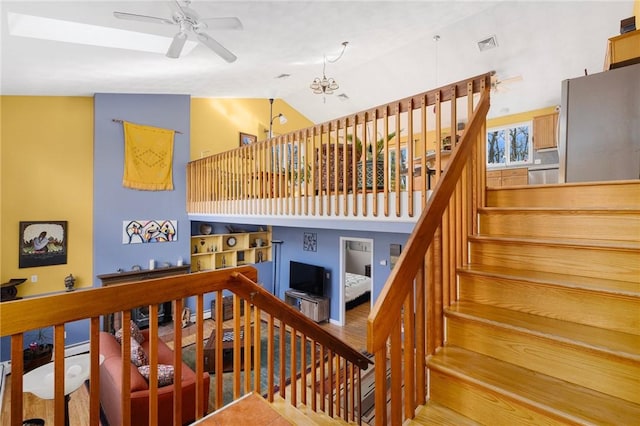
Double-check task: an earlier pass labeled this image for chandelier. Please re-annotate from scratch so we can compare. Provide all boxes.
[310,68,339,95]
[310,42,348,98]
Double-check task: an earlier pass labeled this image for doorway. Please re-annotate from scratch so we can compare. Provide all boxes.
[338,237,374,326]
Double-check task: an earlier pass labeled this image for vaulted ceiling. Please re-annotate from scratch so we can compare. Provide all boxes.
[1,1,634,123]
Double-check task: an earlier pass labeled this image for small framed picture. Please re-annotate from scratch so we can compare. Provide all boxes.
[239,132,257,147]
[19,221,68,268]
[303,232,317,252]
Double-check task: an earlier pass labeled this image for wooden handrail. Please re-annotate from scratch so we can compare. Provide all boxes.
[1,266,369,425]
[367,91,490,352]
[231,272,371,370]
[366,84,491,425]
[186,73,493,219]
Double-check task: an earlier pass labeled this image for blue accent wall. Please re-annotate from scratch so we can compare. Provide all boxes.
[272,226,409,322]
[81,93,191,344]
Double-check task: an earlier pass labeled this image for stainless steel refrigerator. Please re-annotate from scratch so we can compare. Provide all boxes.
[558,62,640,183]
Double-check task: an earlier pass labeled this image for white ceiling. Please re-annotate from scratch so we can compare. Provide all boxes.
[0,1,634,123]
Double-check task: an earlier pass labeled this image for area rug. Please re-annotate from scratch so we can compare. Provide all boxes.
[182,321,313,409]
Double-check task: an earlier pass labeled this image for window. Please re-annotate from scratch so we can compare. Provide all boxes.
[486,122,532,167]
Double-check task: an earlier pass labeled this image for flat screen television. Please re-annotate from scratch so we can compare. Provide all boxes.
[289,260,325,297]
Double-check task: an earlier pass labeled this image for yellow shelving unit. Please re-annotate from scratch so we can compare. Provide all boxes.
[190,227,272,272]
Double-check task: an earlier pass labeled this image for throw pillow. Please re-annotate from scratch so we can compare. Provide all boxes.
[130,337,148,367]
[138,364,175,387]
[115,320,145,345]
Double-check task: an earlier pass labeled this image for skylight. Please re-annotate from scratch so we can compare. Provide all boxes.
[7,12,198,55]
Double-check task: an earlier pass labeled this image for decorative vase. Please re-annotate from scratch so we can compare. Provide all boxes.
[199,223,213,235]
[64,274,75,292]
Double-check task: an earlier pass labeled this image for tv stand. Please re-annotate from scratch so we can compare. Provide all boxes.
[284,289,329,323]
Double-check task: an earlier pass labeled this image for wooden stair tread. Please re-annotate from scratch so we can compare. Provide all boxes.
[428,346,640,425]
[479,207,640,214]
[469,233,640,251]
[447,301,640,360]
[407,401,481,425]
[458,264,640,296]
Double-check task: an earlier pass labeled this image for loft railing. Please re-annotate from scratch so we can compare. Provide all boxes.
[1,267,370,425]
[187,73,492,219]
[367,83,491,425]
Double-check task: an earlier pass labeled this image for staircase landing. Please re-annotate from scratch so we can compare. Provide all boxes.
[192,392,292,425]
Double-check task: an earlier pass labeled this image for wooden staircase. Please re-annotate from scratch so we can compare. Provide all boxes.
[416,181,640,425]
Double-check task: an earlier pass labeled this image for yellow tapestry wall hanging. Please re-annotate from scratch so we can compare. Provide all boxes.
[122,121,175,190]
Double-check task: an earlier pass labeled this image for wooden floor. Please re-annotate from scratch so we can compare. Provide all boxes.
[0,302,370,425]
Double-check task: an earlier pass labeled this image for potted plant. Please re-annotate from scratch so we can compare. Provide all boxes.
[351,131,397,189]
[23,327,53,373]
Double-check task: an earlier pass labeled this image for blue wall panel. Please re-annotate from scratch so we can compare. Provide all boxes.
[86,93,191,344]
[271,226,409,323]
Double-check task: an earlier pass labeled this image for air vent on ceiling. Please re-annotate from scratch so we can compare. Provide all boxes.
[477,35,498,52]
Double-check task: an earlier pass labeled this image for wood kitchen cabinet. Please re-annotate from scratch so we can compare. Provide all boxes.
[605,29,640,69]
[533,112,558,150]
[487,167,528,188]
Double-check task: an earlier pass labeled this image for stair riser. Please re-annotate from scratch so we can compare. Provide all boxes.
[478,211,640,242]
[429,369,566,425]
[469,241,640,282]
[459,274,640,335]
[486,182,640,209]
[446,318,640,404]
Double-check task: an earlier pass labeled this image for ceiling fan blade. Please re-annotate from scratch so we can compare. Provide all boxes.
[173,0,189,17]
[113,11,174,26]
[166,32,188,58]
[501,75,523,85]
[197,32,237,63]
[199,17,243,30]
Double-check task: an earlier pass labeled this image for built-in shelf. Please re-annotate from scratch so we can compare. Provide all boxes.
[190,227,272,272]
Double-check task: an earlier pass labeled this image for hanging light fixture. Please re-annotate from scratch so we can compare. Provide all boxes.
[310,59,339,95]
[310,41,348,100]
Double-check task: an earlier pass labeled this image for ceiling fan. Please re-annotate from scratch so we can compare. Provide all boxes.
[490,72,523,93]
[113,0,242,62]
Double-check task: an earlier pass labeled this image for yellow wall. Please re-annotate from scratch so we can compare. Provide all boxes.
[1,96,94,295]
[190,98,313,160]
